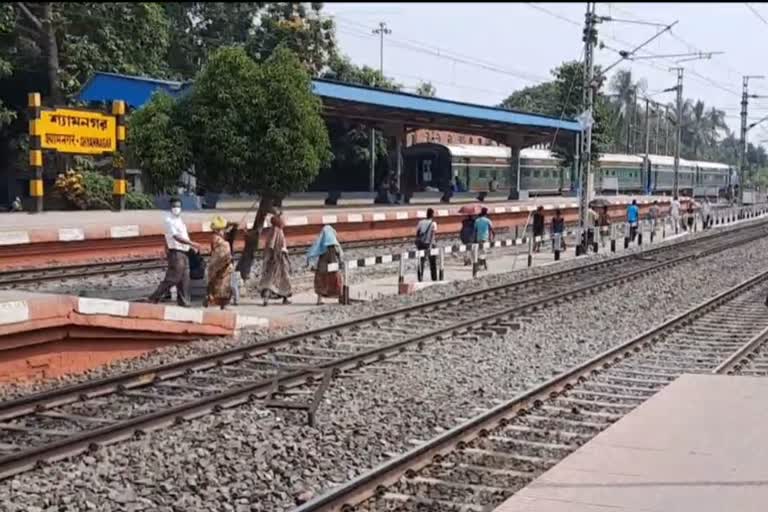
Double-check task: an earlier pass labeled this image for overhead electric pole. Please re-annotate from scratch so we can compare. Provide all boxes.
[739,75,765,204]
[671,67,683,199]
[643,98,651,193]
[369,21,391,193]
[664,105,670,156]
[654,104,661,154]
[578,2,598,256]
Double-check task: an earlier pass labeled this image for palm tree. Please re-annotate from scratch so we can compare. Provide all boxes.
[609,69,647,152]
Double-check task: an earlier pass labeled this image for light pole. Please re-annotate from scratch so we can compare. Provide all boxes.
[739,75,765,204]
[369,22,391,194]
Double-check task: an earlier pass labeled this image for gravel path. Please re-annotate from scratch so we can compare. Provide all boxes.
[2,228,767,512]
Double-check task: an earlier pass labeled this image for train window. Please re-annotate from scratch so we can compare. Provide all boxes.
[522,168,530,177]
[447,135,453,143]
[478,169,487,178]
[469,137,474,144]
[458,135,466,144]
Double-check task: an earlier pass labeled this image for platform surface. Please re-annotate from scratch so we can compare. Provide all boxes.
[495,373,768,512]
[2,194,672,232]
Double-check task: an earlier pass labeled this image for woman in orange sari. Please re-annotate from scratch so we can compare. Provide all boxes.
[257,214,292,306]
[204,215,234,309]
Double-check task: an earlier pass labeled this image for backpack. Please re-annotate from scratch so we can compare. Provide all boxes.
[415,221,434,250]
[188,249,207,280]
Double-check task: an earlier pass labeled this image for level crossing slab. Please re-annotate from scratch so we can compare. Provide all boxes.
[494,373,768,512]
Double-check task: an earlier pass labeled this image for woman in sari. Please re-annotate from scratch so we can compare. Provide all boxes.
[257,214,292,306]
[204,215,234,309]
[307,225,344,305]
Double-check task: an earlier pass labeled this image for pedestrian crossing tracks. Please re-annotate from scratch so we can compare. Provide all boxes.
[324,232,575,273]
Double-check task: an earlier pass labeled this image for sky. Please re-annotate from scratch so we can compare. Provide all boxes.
[323,2,768,147]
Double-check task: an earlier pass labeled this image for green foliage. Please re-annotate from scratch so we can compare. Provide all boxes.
[125,190,155,210]
[184,45,331,197]
[318,55,401,190]
[163,2,264,79]
[500,82,558,115]
[127,91,191,193]
[182,47,261,192]
[548,60,608,168]
[415,81,436,97]
[248,3,336,75]
[55,168,154,210]
[251,46,332,196]
[57,3,171,97]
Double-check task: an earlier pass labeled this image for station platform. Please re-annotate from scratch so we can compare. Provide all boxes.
[494,373,768,512]
[0,289,268,382]
[0,194,680,271]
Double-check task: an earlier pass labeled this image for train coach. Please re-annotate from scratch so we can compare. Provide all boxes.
[403,142,734,197]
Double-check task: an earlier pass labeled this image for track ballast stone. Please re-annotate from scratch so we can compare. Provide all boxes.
[2,229,768,511]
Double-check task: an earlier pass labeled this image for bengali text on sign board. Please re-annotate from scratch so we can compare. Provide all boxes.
[38,109,117,154]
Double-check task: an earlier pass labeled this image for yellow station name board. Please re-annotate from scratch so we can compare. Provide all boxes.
[37,108,117,155]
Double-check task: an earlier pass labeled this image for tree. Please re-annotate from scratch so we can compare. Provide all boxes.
[499,82,558,116]
[9,3,171,102]
[248,3,336,75]
[183,46,331,279]
[0,4,16,127]
[415,81,436,97]
[127,91,191,193]
[549,60,609,168]
[163,2,264,79]
[319,55,401,191]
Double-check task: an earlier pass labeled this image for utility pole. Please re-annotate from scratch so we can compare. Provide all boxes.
[664,105,670,155]
[370,22,391,193]
[671,67,683,199]
[643,98,651,194]
[654,104,660,154]
[625,88,635,154]
[740,75,765,204]
[578,2,597,256]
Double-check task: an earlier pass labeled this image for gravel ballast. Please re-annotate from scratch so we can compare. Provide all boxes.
[2,227,768,511]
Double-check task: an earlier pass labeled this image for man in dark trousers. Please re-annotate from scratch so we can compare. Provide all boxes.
[415,208,438,282]
[149,197,201,306]
[532,206,545,253]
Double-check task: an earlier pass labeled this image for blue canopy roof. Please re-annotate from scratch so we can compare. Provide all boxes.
[78,72,581,136]
[78,72,191,108]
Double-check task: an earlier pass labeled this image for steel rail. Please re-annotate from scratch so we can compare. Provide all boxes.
[1,220,761,421]
[292,269,768,512]
[0,222,765,481]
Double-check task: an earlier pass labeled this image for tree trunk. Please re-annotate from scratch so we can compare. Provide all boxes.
[236,196,275,281]
[42,3,60,104]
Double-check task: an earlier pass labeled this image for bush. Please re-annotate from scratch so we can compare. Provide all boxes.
[54,169,155,210]
[126,190,155,210]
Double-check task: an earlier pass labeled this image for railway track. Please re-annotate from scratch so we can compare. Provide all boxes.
[0,236,419,287]
[0,220,765,482]
[0,229,524,287]
[292,268,768,512]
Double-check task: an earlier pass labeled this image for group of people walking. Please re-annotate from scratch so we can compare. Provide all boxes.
[148,198,345,310]
[149,195,717,309]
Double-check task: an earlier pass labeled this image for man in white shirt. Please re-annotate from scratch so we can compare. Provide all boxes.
[149,197,201,306]
[670,196,681,235]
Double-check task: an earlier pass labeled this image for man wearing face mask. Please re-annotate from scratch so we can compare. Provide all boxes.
[149,197,201,306]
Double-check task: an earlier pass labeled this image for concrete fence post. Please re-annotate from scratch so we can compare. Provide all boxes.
[527,235,533,268]
[438,246,445,281]
[471,244,479,278]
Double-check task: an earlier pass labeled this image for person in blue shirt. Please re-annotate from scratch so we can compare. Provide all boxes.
[474,207,494,271]
[627,199,640,242]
